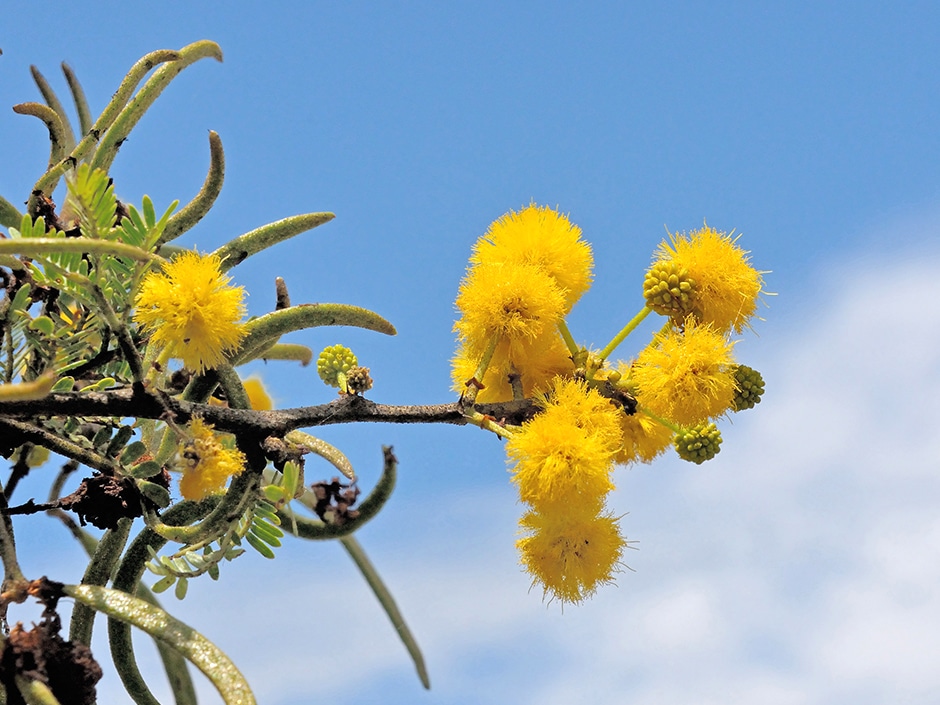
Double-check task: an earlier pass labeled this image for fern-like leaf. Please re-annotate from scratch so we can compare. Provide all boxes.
[67,163,117,239]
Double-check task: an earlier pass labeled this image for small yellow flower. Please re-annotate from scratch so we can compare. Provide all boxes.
[134,251,246,374]
[507,379,622,513]
[471,204,593,311]
[451,331,573,403]
[631,318,737,426]
[517,509,625,605]
[178,417,246,500]
[454,261,566,356]
[652,224,764,333]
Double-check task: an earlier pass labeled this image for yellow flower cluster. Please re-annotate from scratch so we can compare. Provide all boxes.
[508,379,627,604]
[452,204,592,402]
[134,251,247,374]
[451,209,767,605]
[178,417,246,501]
[623,223,765,460]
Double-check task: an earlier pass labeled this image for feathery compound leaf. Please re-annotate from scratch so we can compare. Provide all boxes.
[121,197,178,251]
[68,163,117,239]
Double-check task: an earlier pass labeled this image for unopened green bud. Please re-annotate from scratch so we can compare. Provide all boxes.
[732,364,765,411]
[317,345,358,392]
[674,422,721,464]
[643,260,695,317]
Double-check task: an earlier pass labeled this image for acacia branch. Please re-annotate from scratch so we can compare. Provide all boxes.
[0,387,538,437]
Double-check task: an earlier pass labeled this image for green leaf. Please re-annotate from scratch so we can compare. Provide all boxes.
[244,531,276,559]
[64,583,256,705]
[341,536,430,689]
[233,304,396,366]
[211,212,334,272]
[120,441,149,465]
[106,425,135,457]
[82,377,116,392]
[137,479,171,508]
[174,576,189,600]
[67,163,117,239]
[151,576,176,594]
[28,315,55,335]
[51,376,75,392]
[249,520,283,547]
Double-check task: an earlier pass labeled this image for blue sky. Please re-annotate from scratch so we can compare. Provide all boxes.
[2,3,940,704]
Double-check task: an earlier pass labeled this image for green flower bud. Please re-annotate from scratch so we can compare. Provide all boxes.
[643,260,695,317]
[732,364,765,411]
[317,345,358,392]
[674,422,721,464]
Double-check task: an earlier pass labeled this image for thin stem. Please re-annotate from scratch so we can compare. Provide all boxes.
[556,318,579,356]
[598,305,654,360]
[0,479,25,585]
[0,419,119,474]
[635,406,681,434]
[88,283,146,383]
[462,409,514,439]
[460,334,499,407]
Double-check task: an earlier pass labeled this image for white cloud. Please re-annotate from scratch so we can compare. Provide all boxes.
[84,246,940,704]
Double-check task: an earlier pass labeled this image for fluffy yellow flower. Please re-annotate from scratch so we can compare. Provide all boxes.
[451,331,573,402]
[471,204,593,311]
[134,251,246,374]
[517,509,625,605]
[614,411,674,465]
[454,261,566,356]
[178,417,246,500]
[544,377,625,446]
[652,224,763,333]
[631,318,737,426]
[507,379,622,513]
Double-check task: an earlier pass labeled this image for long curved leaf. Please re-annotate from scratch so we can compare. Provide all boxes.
[63,584,255,705]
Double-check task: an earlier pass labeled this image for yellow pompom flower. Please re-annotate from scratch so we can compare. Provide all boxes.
[507,379,622,513]
[454,261,566,357]
[134,251,247,374]
[517,509,625,605]
[451,331,573,402]
[614,411,674,465]
[631,318,737,426]
[651,224,764,333]
[471,204,593,311]
[178,417,246,500]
